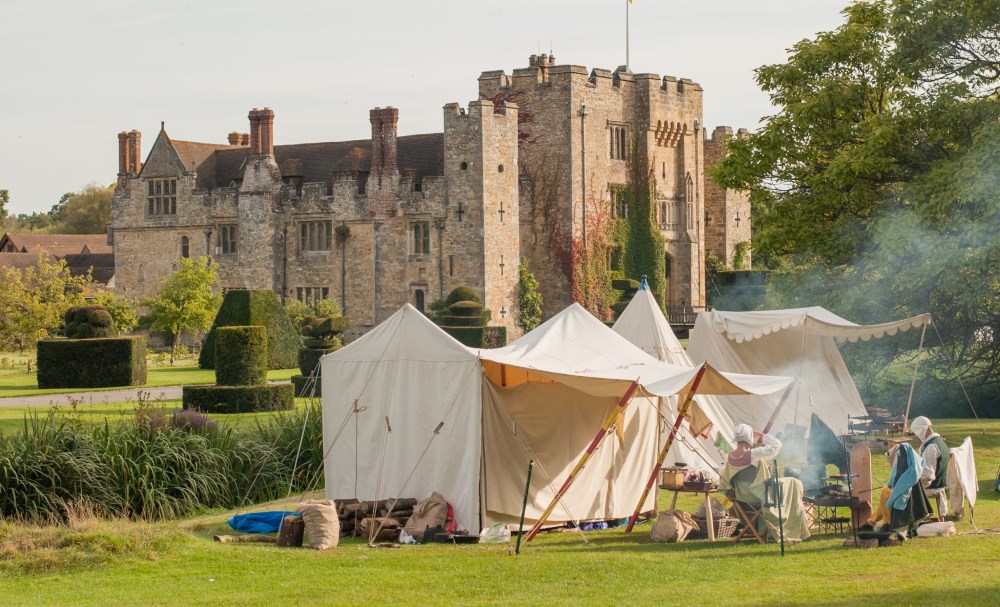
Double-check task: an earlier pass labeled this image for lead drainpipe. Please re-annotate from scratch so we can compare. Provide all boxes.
[281,223,289,305]
[579,102,588,248]
[436,219,445,300]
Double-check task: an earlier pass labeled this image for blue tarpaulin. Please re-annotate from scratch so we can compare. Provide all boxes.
[228,511,301,534]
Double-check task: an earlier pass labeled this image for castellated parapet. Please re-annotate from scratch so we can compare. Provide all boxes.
[109,54,747,334]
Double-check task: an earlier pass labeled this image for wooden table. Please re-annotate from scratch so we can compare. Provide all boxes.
[659,485,720,540]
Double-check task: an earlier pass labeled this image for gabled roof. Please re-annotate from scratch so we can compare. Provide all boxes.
[62,252,115,284]
[0,232,110,255]
[138,128,189,178]
[0,251,59,270]
[196,133,445,189]
[172,140,238,175]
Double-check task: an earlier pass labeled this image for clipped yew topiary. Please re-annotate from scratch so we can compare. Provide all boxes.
[199,289,300,370]
[292,313,350,397]
[63,305,118,339]
[215,326,268,386]
[183,384,295,414]
[37,335,146,389]
[435,286,507,348]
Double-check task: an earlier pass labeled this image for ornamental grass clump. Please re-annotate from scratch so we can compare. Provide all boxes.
[0,406,321,522]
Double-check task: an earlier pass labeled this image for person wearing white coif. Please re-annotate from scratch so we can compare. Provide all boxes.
[727,423,782,467]
[909,416,952,519]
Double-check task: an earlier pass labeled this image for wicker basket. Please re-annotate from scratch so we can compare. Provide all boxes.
[688,516,739,539]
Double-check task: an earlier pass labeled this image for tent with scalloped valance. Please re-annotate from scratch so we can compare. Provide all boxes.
[687,307,932,437]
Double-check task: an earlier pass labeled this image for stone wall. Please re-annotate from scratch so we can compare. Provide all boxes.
[704,127,752,269]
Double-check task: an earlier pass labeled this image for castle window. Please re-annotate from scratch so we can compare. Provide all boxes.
[685,173,694,230]
[300,220,333,252]
[609,125,629,160]
[219,224,238,255]
[660,200,669,226]
[412,222,430,255]
[180,236,190,258]
[296,287,330,306]
[610,185,628,219]
[146,178,177,216]
[414,289,426,313]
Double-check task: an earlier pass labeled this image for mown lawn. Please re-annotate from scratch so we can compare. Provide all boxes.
[2,420,999,606]
[0,362,298,399]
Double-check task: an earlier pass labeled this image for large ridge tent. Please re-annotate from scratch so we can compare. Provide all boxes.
[687,307,932,437]
[612,282,738,477]
[321,303,794,532]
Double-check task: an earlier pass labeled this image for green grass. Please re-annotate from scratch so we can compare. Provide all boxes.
[0,361,298,399]
[2,420,1000,605]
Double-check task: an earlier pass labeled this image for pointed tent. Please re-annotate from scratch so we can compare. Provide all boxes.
[612,282,737,476]
[321,304,795,531]
[688,307,932,436]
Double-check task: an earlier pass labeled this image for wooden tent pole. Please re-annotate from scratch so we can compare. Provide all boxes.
[762,381,796,435]
[525,381,640,543]
[903,321,928,433]
[625,365,708,533]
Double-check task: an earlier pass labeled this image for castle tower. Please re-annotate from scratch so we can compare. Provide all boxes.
[238,107,283,291]
[442,99,520,332]
[703,126,752,269]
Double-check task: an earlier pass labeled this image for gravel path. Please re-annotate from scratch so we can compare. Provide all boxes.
[0,386,183,407]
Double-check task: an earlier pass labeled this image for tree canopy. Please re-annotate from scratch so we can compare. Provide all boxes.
[145,257,222,365]
[712,0,1000,415]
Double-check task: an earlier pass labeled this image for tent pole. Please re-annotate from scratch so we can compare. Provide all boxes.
[525,381,640,543]
[762,381,796,435]
[625,365,707,533]
[903,322,928,433]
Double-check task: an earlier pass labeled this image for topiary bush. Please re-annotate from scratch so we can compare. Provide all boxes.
[215,326,268,387]
[199,290,300,370]
[63,305,118,339]
[37,336,147,389]
[445,286,482,306]
[182,384,295,414]
[443,326,507,348]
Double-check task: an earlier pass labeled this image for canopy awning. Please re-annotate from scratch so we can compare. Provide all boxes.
[704,307,932,344]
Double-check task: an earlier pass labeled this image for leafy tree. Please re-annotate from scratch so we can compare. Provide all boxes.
[89,290,140,333]
[712,0,1000,414]
[283,297,343,329]
[145,257,222,365]
[53,183,115,234]
[0,257,90,351]
[0,189,8,223]
[517,261,544,332]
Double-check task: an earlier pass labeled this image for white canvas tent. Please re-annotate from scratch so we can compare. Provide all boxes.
[687,307,932,437]
[612,284,738,477]
[321,303,795,532]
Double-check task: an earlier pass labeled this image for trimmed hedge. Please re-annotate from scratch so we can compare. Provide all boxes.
[443,326,507,348]
[63,305,118,339]
[37,336,147,389]
[182,384,295,414]
[216,326,268,386]
[199,290,300,370]
[445,286,482,306]
[298,347,335,377]
[292,375,322,397]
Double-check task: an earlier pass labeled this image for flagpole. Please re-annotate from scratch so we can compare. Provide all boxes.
[626,0,630,72]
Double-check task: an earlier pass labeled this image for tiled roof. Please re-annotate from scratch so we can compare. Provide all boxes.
[196,133,444,189]
[62,252,115,284]
[0,251,59,270]
[172,140,240,175]
[0,233,109,255]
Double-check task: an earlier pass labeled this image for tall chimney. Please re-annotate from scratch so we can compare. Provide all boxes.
[118,132,129,178]
[369,107,399,171]
[228,131,242,145]
[127,130,141,175]
[259,107,275,157]
[248,108,261,157]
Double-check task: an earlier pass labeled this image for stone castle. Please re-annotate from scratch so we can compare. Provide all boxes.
[109,55,750,336]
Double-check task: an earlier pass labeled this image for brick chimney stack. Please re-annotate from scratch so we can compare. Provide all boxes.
[248,108,261,157]
[228,131,242,145]
[369,107,399,171]
[118,132,129,179]
[259,107,275,157]
[127,130,141,175]
[241,133,250,145]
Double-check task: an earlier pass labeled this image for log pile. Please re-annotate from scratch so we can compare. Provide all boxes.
[335,497,417,538]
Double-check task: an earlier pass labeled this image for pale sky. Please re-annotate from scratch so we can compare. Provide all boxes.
[0,0,849,216]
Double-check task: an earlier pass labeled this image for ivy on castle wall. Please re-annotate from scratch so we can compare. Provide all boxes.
[620,142,667,311]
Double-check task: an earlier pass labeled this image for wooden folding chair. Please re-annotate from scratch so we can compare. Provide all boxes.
[730,498,766,544]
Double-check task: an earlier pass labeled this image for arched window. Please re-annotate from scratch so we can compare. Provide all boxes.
[180,235,190,258]
[414,289,425,313]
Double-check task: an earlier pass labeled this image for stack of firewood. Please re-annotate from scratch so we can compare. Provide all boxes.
[335,497,417,538]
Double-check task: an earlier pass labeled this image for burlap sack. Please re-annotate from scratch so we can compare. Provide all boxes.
[650,509,700,543]
[296,499,340,550]
[403,492,449,541]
